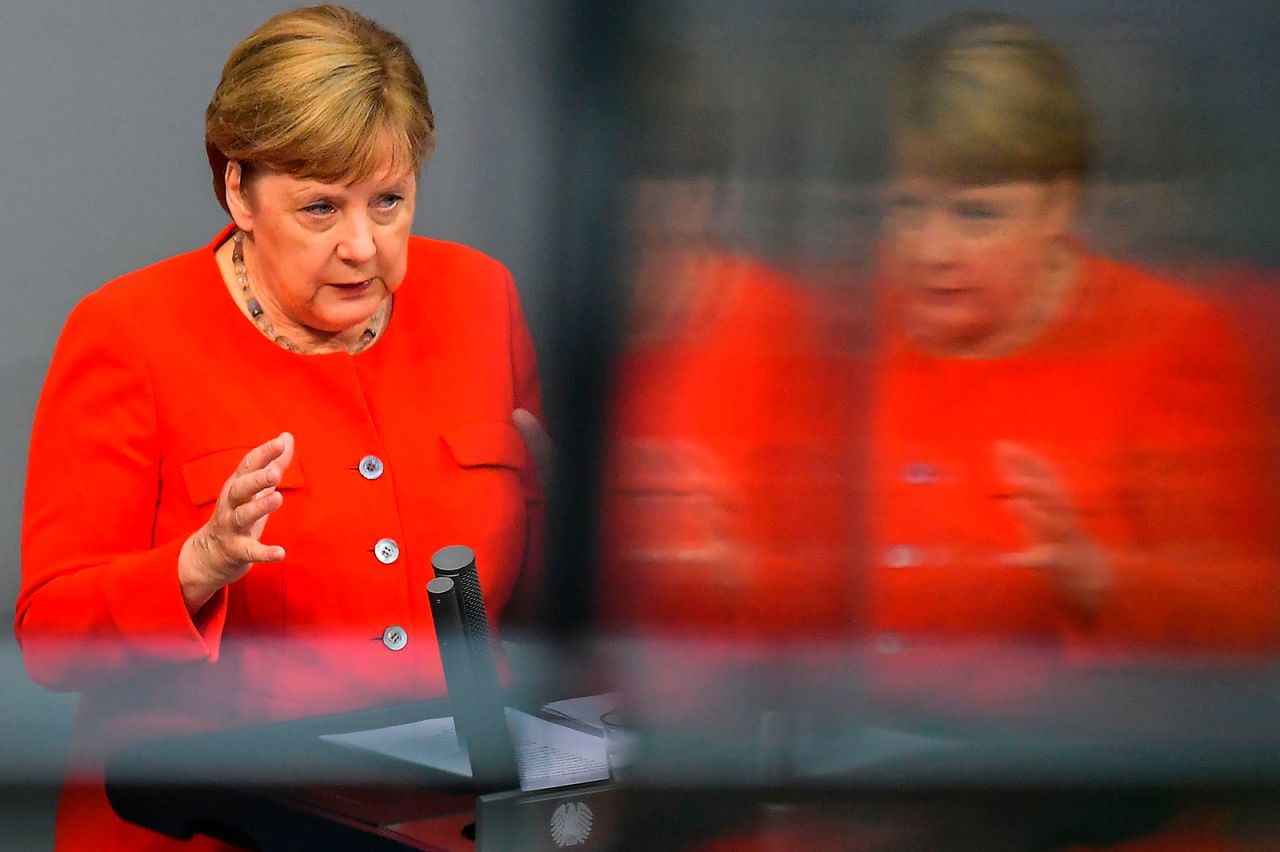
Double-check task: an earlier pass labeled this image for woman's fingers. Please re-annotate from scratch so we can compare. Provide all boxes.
[212,434,292,561]
[995,440,1076,536]
[996,442,1063,496]
[994,441,1111,610]
[178,433,294,613]
[229,489,283,533]
[224,432,294,515]
[240,540,287,565]
[235,431,292,478]
[1007,492,1075,539]
[512,408,554,492]
[274,431,295,477]
[1001,544,1057,569]
[212,492,286,572]
[227,464,280,506]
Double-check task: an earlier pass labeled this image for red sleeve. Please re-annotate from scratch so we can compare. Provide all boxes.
[1066,306,1280,652]
[598,262,862,638]
[15,291,227,692]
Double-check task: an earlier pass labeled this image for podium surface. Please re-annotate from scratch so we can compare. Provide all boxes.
[105,641,1280,850]
[106,696,620,851]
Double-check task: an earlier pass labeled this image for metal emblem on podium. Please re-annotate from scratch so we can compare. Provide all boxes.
[550,801,593,847]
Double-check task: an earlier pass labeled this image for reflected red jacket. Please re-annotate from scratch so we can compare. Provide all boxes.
[17,225,543,851]
[869,255,1279,655]
[603,252,1279,652]
[601,253,867,637]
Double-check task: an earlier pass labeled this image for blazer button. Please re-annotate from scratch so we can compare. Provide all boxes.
[902,460,937,484]
[359,455,385,480]
[875,632,906,654]
[374,538,400,565]
[884,545,919,569]
[381,625,408,652]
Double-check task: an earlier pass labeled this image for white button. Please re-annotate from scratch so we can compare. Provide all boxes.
[359,455,384,480]
[903,461,936,484]
[884,545,919,569]
[374,538,400,564]
[381,625,408,651]
[875,632,905,654]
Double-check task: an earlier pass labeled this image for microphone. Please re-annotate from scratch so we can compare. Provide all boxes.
[426,576,475,747]
[429,545,518,789]
[431,544,493,652]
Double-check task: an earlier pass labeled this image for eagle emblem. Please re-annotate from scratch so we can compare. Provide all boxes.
[550,801,594,847]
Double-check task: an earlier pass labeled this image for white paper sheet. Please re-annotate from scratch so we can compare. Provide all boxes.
[539,692,620,732]
[320,708,609,792]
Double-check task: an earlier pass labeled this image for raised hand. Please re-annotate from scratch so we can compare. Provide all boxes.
[177,432,295,613]
[995,440,1110,614]
[511,408,554,496]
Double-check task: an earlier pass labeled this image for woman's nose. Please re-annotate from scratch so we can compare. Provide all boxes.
[916,209,960,266]
[336,216,377,264]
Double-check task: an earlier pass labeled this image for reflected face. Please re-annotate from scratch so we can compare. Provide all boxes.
[228,160,417,336]
[629,176,718,250]
[884,176,1074,356]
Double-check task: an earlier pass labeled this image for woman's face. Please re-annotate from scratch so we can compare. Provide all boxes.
[226,159,417,336]
[883,175,1076,356]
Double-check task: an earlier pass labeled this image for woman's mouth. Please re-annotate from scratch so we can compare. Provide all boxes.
[920,285,973,304]
[330,278,374,295]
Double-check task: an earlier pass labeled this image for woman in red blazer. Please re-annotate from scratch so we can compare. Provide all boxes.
[867,11,1278,671]
[16,7,545,850]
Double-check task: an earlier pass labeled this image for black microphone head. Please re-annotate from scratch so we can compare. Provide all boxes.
[432,544,476,578]
[426,576,456,595]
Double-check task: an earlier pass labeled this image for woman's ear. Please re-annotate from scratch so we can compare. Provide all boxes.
[225,161,255,233]
[1042,176,1082,240]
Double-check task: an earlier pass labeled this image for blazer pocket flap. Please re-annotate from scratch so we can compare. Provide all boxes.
[181,447,306,507]
[441,421,528,470]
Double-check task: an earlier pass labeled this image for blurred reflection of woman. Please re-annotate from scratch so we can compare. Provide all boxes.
[869,12,1277,659]
[602,14,1279,851]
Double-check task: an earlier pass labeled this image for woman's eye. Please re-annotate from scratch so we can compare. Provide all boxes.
[887,195,925,225]
[373,194,403,210]
[954,201,1000,221]
[302,201,336,216]
[888,194,923,213]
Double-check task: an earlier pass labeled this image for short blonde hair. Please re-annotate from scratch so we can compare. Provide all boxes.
[890,13,1092,184]
[205,4,434,212]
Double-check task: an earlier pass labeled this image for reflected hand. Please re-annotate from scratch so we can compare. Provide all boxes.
[511,408,554,497]
[995,440,1109,614]
[178,432,295,613]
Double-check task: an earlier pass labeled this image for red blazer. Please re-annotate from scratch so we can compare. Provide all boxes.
[602,253,1277,851]
[17,225,543,850]
[604,252,1279,653]
[600,253,865,638]
[869,255,1279,650]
